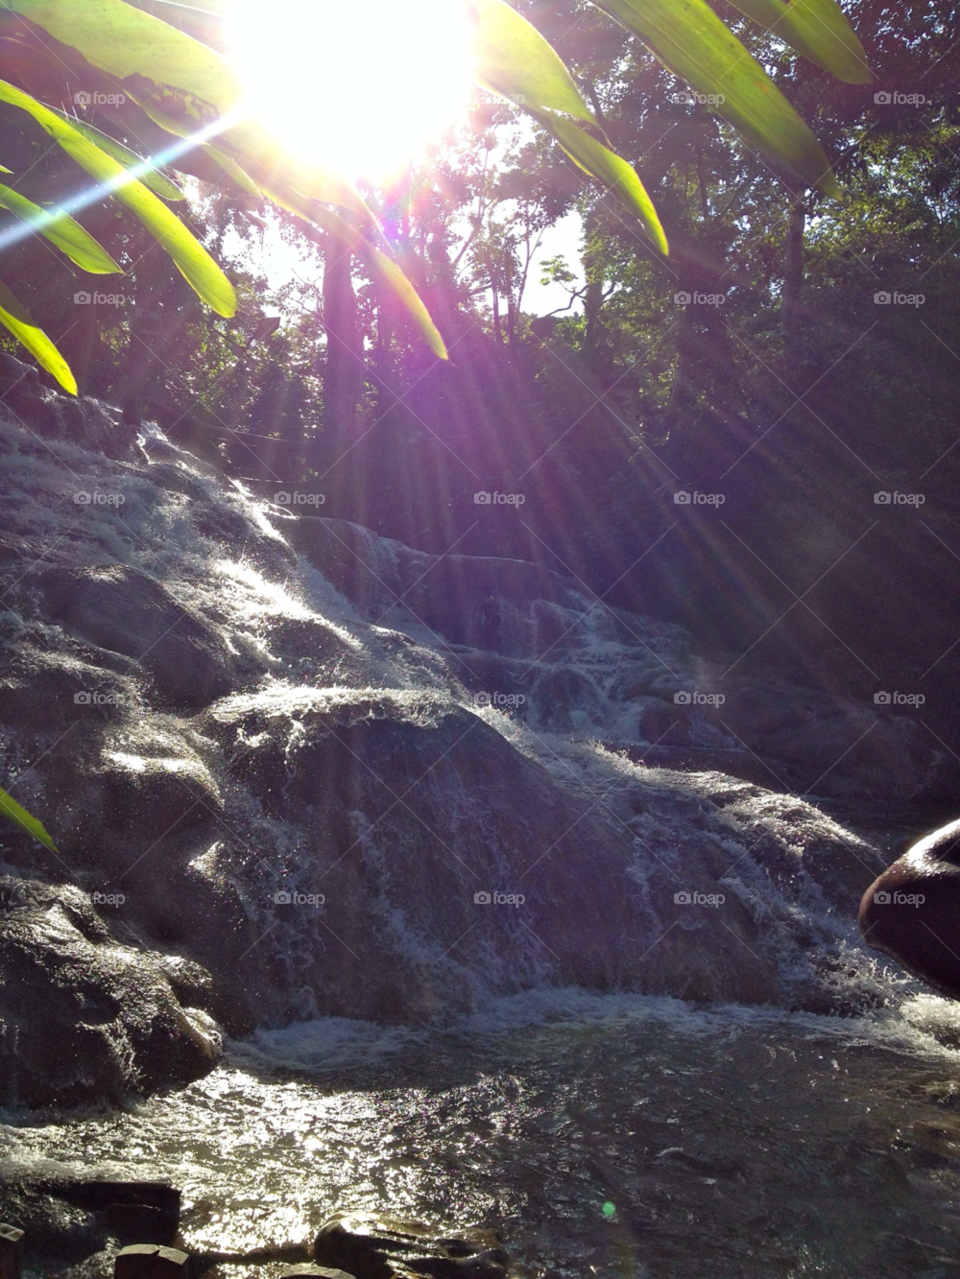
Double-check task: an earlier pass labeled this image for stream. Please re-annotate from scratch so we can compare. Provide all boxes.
[6,986,960,1279]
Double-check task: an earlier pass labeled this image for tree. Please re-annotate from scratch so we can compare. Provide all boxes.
[0,0,869,393]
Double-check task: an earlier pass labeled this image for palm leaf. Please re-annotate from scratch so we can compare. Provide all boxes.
[0,783,59,853]
[723,0,872,84]
[0,182,121,272]
[0,279,77,393]
[528,109,668,253]
[591,0,841,195]
[0,78,236,315]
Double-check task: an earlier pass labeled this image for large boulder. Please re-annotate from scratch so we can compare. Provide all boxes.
[35,565,244,709]
[0,876,221,1107]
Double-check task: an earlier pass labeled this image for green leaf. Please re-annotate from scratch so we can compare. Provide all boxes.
[591,0,840,195]
[0,182,121,272]
[4,0,376,223]
[0,783,59,853]
[5,0,242,134]
[0,279,77,394]
[50,109,187,201]
[256,180,448,361]
[0,79,236,315]
[528,109,668,253]
[470,0,596,124]
[722,0,872,84]
[200,142,261,197]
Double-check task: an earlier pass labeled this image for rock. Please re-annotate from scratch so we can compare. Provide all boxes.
[313,1214,507,1279]
[36,565,240,709]
[0,1180,178,1274]
[859,817,960,997]
[282,1268,357,1279]
[114,1243,189,1277]
[46,1181,180,1246]
[0,1224,23,1279]
[0,876,222,1106]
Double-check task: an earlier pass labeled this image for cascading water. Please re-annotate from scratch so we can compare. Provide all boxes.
[0,397,958,1277]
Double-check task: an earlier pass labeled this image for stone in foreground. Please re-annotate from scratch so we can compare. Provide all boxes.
[314,1214,507,1279]
[114,1243,189,1278]
[0,1224,23,1279]
[282,1267,357,1279]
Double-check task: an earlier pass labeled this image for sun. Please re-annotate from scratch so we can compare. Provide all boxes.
[226,0,474,186]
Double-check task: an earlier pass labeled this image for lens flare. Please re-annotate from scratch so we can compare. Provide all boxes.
[227,0,473,185]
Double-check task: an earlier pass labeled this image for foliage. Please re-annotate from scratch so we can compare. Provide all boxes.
[0,0,868,389]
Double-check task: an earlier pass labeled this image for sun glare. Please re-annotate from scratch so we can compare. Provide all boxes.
[227,0,474,185]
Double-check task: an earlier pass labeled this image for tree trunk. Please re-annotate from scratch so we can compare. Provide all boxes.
[321,238,364,450]
[121,249,167,426]
[781,201,806,359]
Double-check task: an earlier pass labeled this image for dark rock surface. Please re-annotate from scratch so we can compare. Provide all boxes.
[314,1214,507,1279]
[859,817,960,997]
[36,565,244,710]
[0,1177,180,1272]
[0,875,221,1107]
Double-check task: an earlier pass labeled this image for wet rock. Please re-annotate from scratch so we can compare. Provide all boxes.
[313,1214,507,1279]
[282,1268,357,1279]
[114,1243,188,1277]
[859,817,960,998]
[0,876,222,1106]
[0,1223,23,1279]
[42,1181,179,1247]
[35,565,239,709]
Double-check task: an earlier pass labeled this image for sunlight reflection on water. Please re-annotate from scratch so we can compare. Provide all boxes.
[6,992,960,1277]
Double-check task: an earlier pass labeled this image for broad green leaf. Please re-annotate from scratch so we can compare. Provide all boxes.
[0,79,236,315]
[591,0,840,195]
[51,109,186,201]
[5,0,377,223]
[470,0,596,124]
[216,123,380,222]
[5,0,242,133]
[528,108,668,253]
[257,180,448,362]
[0,182,121,272]
[201,142,261,197]
[0,783,59,853]
[0,280,76,393]
[723,0,872,84]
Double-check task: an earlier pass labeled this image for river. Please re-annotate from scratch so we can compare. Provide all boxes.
[6,986,960,1279]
